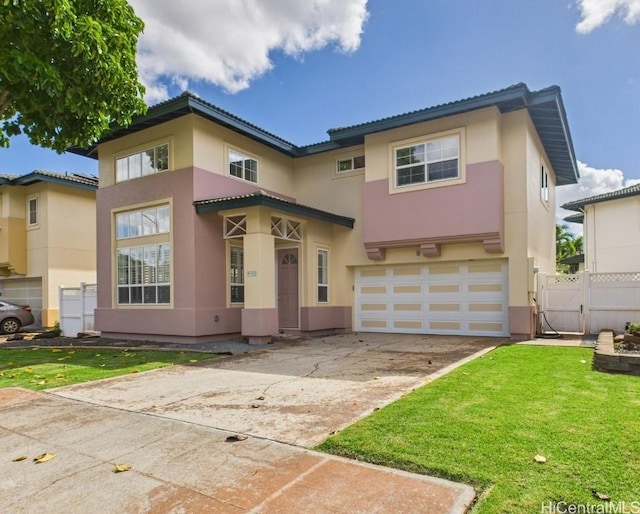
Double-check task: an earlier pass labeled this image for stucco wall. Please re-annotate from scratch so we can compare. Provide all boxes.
[584,198,640,272]
[92,102,557,340]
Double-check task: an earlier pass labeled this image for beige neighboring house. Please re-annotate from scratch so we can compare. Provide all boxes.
[562,183,640,273]
[0,171,98,327]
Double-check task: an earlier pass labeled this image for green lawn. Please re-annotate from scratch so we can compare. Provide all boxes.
[0,348,220,390]
[317,345,640,513]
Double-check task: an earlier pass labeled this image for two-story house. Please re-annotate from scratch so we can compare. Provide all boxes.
[0,171,98,327]
[70,83,578,343]
[562,184,640,273]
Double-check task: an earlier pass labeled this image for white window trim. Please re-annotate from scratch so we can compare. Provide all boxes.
[541,163,550,206]
[317,247,329,304]
[112,199,173,308]
[116,243,171,305]
[114,137,172,184]
[116,204,170,240]
[26,194,39,228]
[227,146,259,184]
[388,128,466,194]
[229,243,245,305]
[336,155,365,174]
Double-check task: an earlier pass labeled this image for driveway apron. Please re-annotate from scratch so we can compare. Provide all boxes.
[51,334,500,447]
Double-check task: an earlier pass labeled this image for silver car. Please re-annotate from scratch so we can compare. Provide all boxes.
[0,301,35,334]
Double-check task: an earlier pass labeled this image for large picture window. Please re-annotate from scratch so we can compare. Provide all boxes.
[230,245,244,303]
[116,143,169,182]
[116,205,170,239]
[229,149,258,183]
[395,135,459,187]
[117,243,170,304]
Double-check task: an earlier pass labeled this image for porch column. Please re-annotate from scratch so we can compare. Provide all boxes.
[241,209,278,344]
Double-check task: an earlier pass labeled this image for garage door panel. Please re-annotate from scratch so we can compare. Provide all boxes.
[0,278,43,328]
[356,261,508,336]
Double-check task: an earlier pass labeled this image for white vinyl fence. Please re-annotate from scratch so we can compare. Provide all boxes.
[538,272,640,334]
[59,283,97,337]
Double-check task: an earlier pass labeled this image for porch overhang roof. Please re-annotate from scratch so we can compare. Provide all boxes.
[193,190,355,228]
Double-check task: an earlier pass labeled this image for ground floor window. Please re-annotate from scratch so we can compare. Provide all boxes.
[230,245,244,303]
[117,243,170,304]
[317,248,328,303]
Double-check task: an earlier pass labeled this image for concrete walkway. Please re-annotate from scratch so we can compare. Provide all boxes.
[0,388,474,513]
[0,334,501,513]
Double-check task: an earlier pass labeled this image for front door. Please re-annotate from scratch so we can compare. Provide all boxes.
[277,248,299,328]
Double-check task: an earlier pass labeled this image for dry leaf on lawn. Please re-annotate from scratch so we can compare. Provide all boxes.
[34,453,56,464]
[592,490,611,501]
[112,463,132,473]
[534,454,547,463]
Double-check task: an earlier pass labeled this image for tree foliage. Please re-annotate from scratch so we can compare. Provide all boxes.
[556,224,583,272]
[0,0,147,152]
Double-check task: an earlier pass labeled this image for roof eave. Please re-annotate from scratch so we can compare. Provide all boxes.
[194,196,355,229]
[69,94,299,159]
[9,172,98,191]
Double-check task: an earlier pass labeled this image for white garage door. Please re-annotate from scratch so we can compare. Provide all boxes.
[0,278,43,328]
[355,260,508,337]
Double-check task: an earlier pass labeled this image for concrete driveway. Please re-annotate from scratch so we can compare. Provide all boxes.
[0,333,502,513]
[51,333,500,447]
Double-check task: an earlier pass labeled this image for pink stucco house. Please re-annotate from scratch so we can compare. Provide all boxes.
[71,83,578,343]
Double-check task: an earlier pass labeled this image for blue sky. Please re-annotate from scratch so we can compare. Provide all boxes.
[1,0,639,224]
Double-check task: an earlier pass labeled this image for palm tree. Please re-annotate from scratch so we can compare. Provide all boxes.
[556,224,583,272]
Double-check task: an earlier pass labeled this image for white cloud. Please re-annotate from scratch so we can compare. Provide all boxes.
[575,0,640,33]
[556,161,640,234]
[129,0,369,103]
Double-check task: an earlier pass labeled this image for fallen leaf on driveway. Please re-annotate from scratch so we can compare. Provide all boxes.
[225,434,248,442]
[534,454,547,463]
[12,455,28,462]
[256,396,265,400]
[34,453,56,464]
[112,463,131,473]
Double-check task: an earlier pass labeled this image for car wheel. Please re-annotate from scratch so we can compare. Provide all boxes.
[0,318,21,335]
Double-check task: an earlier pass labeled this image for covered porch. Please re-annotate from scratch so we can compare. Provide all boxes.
[194,190,355,344]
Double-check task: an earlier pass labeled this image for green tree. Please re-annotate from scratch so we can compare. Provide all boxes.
[556,224,583,272]
[0,0,147,152]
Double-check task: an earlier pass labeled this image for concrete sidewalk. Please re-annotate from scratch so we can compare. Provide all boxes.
[0,388,474,513]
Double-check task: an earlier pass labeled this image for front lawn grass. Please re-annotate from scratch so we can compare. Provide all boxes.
[0,348,220,390]
[317,345,640,513]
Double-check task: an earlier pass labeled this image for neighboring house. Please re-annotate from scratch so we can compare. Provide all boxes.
[562,183,640,273]
[559,254,585,273]
[0,171,98,327]
[69,83,578,343]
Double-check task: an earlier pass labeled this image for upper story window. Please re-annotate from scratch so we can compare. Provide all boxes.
[541,165,549,204]
[337,155,365,173]
[116,143,169,183]
[116,205,170,239]
[229,149,258,183]
[395,135,459,187]
[27,195,38,227]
